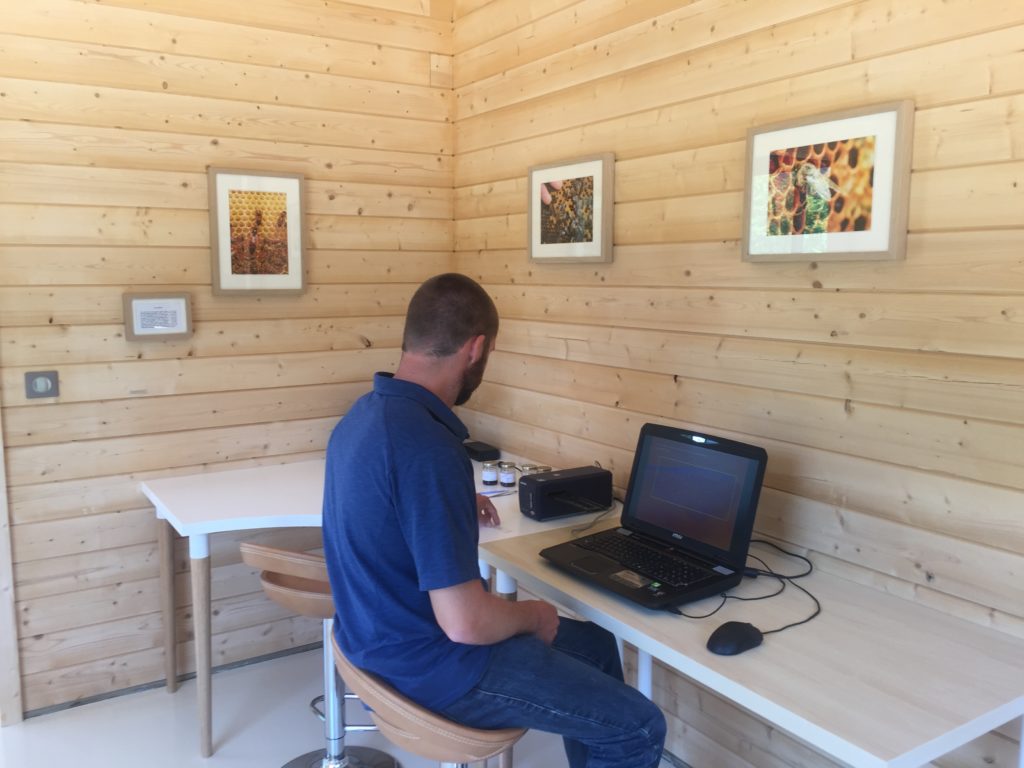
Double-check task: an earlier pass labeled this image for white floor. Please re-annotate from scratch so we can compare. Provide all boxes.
[0,648,670,768]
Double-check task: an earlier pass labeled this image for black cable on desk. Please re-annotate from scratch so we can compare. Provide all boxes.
[665,540,822,633]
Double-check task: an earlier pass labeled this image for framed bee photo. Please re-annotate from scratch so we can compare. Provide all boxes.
[208,168,306,294]
[528,153,615,263]
[742,101,914,262]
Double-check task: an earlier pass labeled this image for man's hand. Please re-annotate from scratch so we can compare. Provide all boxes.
[476,493,501,528]
[530,600,560,645]
[430,580,560,646]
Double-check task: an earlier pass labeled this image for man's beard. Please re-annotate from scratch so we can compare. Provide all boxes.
[454,353,488,406]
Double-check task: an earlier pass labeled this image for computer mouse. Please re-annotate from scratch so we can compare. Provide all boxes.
[706,621,763,655]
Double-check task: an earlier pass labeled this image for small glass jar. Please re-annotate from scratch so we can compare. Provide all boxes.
[534,465,552,474]
[498,461,518,487]
[481,461,499,486]
[519,463,540,476]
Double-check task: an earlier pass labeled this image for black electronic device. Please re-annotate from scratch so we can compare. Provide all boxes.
[464,440,500,462]
[539,422,768,610]
[518,466,613,521]
[706,621,764,655]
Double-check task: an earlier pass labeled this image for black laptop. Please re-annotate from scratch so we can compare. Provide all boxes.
[540,423,768,609]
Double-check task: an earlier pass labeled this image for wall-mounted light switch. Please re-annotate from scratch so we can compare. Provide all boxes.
[25,371,59,399]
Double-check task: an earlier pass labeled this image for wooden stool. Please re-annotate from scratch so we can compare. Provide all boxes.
[240,543,398,768]
[332,634,524,768]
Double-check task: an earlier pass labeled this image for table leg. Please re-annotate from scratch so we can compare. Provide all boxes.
[189,534,212,757]
[478,559,493,581]
[636,650,653,699]
[158,520,178,693]
[495,569,517,601]
[1017,715,1023,768]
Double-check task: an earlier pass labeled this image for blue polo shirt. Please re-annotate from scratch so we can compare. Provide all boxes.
[322,373,492,710]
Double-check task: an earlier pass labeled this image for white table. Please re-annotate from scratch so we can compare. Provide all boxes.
[479,522,1024,768]
[140,456,604,757]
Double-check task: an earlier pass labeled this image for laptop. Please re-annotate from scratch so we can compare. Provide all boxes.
[540,422,768,609]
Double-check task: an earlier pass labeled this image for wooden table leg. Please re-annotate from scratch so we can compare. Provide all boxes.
[158,520,177,693]
[189,535,213,757]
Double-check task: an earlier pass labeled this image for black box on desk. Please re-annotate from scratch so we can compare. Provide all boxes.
[518,466,613,521]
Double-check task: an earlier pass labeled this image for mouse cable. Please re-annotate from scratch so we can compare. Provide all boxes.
[665,556,788,619]
[745,552,823,635]
[664,593,727,619]
[726,558,788,602]
[760,577,821,635]
[747,538,813,579]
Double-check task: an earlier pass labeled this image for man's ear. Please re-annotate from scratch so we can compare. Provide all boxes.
[466,333,487,364]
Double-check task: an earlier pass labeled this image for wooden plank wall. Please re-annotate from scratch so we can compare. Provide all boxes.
[450,1,1024,766]
[0,0,454,715]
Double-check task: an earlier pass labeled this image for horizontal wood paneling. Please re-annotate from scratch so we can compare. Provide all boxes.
[4,383,370,448]
[454,231,1024,294]
[4,0,438,85]
[0,0,451,716]
[87,0,451,54]
[455,22,1024,157]
[0,34,451,123]
[454,32,1024,186]
[0,78,451,155]
[0,163,453,220]
[484,285,1024,359]
[0,120,453,186]
[0,318,405,367]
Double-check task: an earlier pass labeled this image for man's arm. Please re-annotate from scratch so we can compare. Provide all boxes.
[430,579,559,646]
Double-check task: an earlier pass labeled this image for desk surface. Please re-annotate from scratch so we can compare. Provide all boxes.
[480,523,1024,768]
[139,456,608,543]
[141,460,327,535]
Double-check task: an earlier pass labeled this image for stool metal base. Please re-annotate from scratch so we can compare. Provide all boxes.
[282,746,400,768]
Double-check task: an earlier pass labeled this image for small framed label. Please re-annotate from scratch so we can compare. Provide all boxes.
[123,292,193,341]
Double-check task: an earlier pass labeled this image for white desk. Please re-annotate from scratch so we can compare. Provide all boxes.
[140,456,603,757]
[480,522,1024,768]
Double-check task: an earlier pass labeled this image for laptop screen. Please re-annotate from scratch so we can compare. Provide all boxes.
[622,423,768,569]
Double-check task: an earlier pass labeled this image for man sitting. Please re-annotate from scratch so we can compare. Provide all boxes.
[322,273,666,768]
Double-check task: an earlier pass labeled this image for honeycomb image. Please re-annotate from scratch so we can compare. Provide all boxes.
[765,135,876,236]
[540,175,595,244]
[227,189,290,275]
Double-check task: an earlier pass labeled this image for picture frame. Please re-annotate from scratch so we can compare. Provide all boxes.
[208,168,306,294]
[123,292,193,341]
[742,100,914,262]
[528,153,615,263]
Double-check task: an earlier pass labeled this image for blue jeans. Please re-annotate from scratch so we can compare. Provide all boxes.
[440,619,666,768]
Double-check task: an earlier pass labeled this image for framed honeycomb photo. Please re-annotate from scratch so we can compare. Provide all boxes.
[742,100,914,262]
[208,168,306,294]
[528,153,614,263]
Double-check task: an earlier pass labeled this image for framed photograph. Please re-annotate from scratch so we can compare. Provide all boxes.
[208,168,306,294]
[528,153,614,263]
[742,100,914,262]
[123,292,193,341]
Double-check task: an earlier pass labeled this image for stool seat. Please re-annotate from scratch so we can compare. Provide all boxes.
[240,542,399,768]
[332,634,525,764]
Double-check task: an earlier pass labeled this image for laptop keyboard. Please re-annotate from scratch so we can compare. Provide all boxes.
[576,530,713,587]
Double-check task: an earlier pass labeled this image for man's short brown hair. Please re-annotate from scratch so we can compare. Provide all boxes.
[402,273,499,357]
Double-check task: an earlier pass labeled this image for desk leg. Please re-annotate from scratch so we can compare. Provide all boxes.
[636,650,653,699]
[189,534,213,758]
[1017,715,1023,768]
[495,570,517,601]
[158,520,178,693]
[479,559,492,582]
